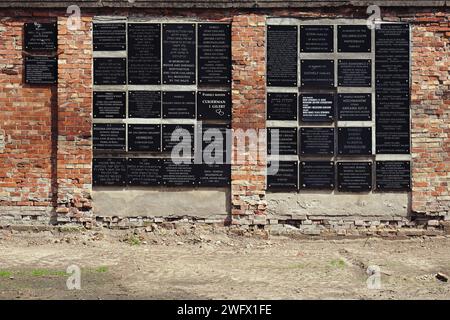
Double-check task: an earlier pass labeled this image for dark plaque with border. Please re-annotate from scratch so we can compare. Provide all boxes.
[267,161,298,190]
[201,124,230,164]
[300,25,334,53]
[338,127,372,155]
[93,158,126,186]
[301,60,334,88]
[127,158,162,186]
[338,59,372,87]
[93,58,126,85]
[162,124,195,154]
[127,124,161,152]
[337,162,372,192]
[93,23,126,51]
[338,93,372,121]
[196,164,231,187]
[128,91,161,119]
[300,94,334,122]
[267,93,297,120]
[24,22,57,51]
[300,127,335,155]
[128,23,161,85]
[163,23,196,85]
[162,91,196,119]
[267,127,298,155]
[267,25,298,87]
[197,91,231,120]
[300,161,335,190]
[376,161,411,191]
[93,92,126,119]
[24,56,57,85]
[198,24,231,85]
[375,24,410,154]
[93,123,126,150]
[338,25,371,53]
[162,159,196,186]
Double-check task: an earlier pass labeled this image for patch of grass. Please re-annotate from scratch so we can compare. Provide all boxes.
[329,259,346,269]
[30,269,67,277]
[127,235,141,246]
[0,270,12,278]
[95,266,108,273]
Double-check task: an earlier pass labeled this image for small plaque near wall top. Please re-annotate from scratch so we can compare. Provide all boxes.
[24,22,57,51]
[93,23,126,51]
[338,25,371,52]
[300,25,334,53]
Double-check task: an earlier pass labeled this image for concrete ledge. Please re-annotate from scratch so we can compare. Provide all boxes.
[92,188,230,218]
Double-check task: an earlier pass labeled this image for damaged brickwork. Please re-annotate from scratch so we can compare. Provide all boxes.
[0,1,448,235]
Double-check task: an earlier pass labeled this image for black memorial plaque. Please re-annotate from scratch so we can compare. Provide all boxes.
[300,127,335,155]
[201,124,230,164]
[376,161,411,191]
[163,24,196,85]
[128,23,161,85]
[162,124,195,153]
[93,123,126,150]
[24,56,57,84]
[300,161,335,190]
[267,25,298,87]
[93,158,127,186]
[375,23,410,85]
[338,25,371,52]
[375,117,410,154]
[338,93,372,121]
[128,124,161,152]
[197,91,231,120]
[93,58,126,85]
[267,161,298,190]
[267,127,298,155]
[93,23,126,51]
[338,127,372,155]
[267,93,297,120]
[163,91,196,119]
[300,25,334,53]
[128,91,161,118]
[198,24,231,85]
[300,94,334,122]
[338,59,372,87]
[93,91,126,119]
[337,162,372,192]
[127,158,162,186]
[162,159,196,186]
[375,24,410,154]
[301,60,334,88]
[24,22,57,51]
[196,164,231,187]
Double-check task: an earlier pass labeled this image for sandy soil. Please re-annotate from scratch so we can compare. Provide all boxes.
[0,225,449,300]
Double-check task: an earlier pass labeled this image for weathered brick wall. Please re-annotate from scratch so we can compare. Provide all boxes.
[411,13,450,216]
[231,14,267,225]
[0,16,55,216]
[0,7,448,227]
[55,16,93,221]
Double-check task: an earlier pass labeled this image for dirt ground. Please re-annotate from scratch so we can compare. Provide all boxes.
[0,224,449,300]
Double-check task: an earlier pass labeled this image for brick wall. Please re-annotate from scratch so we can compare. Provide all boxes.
[55,16,93,221]
[411,13,450,216]
[0,16,55,215]
[0,7,448,226]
